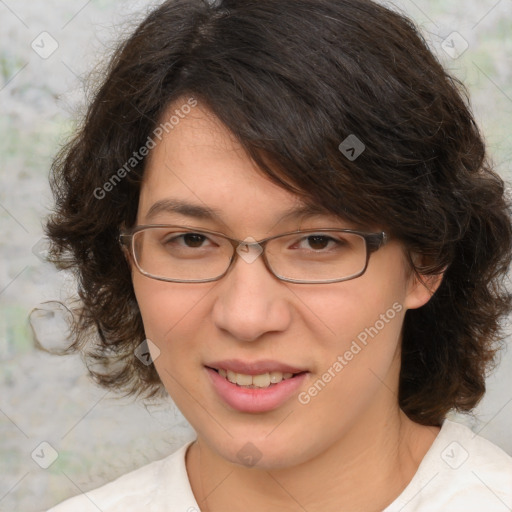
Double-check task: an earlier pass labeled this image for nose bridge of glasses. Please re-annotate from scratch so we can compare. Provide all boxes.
[234,236,264,265]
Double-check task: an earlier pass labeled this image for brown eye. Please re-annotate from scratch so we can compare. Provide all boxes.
[306,235,331,250]
[182,234,207,247]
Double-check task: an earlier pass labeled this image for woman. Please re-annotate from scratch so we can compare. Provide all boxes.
[46,0,512,510]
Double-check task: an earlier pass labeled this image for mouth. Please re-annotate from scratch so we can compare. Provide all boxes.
[204,358,310,412]
[206,366,306,389]
[205,363,309,413]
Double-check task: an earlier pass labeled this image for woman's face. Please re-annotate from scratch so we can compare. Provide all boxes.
[132,100,433,469]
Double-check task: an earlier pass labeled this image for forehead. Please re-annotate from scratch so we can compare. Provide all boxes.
[138,100,334,232]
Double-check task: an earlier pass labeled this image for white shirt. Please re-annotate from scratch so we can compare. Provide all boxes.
[47,419,512,511]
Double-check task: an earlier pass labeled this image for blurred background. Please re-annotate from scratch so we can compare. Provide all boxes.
[0,0,511,510]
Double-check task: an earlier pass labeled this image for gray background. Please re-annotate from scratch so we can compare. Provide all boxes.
[0,1,511,510]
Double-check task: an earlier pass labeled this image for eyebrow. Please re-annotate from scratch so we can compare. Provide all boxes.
[277,203,332,223]
[144,199,223,222]
[143,198,333,224]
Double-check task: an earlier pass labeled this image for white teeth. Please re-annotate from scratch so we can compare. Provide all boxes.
[252,373,271,387]
[227,370,237,384]
[236,373,253,386]
[218,369,296,388]
[269,371,282,383]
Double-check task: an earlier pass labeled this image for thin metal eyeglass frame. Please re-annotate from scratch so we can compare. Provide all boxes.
[119,225,388,284]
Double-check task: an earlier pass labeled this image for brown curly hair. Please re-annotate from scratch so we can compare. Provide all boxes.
[46,0,512,426]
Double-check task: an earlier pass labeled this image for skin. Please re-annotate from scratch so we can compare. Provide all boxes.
[131,98,443,512]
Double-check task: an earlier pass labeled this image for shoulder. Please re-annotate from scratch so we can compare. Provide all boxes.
[385,419,512,512]
[46,441,199,512]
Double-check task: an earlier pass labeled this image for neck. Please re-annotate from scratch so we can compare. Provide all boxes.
[186,402,440,512]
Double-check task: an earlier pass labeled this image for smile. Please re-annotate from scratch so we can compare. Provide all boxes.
[213,368,297,389]
[205,364,309,413]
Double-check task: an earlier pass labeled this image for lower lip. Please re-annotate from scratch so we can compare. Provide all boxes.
[206,367,308,413]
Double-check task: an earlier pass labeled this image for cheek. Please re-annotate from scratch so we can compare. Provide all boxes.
[132,276,213,403]
[132,275,212,352]
[294,272,407,350]
[293,282,407,428]
[291,254,410,402]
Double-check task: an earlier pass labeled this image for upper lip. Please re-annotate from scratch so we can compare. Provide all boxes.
[206,359,307,375]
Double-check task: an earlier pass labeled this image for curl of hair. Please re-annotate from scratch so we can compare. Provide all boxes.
[47,0,512,421]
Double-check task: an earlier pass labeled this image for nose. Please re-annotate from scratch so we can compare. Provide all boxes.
[211,246,293,342]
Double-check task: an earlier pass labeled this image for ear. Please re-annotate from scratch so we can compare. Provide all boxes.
[404,253,445,310]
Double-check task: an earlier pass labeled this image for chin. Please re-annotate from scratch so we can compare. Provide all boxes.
[206,430,318,471]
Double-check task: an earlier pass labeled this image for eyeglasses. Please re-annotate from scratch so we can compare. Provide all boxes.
[119,225,388,284]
